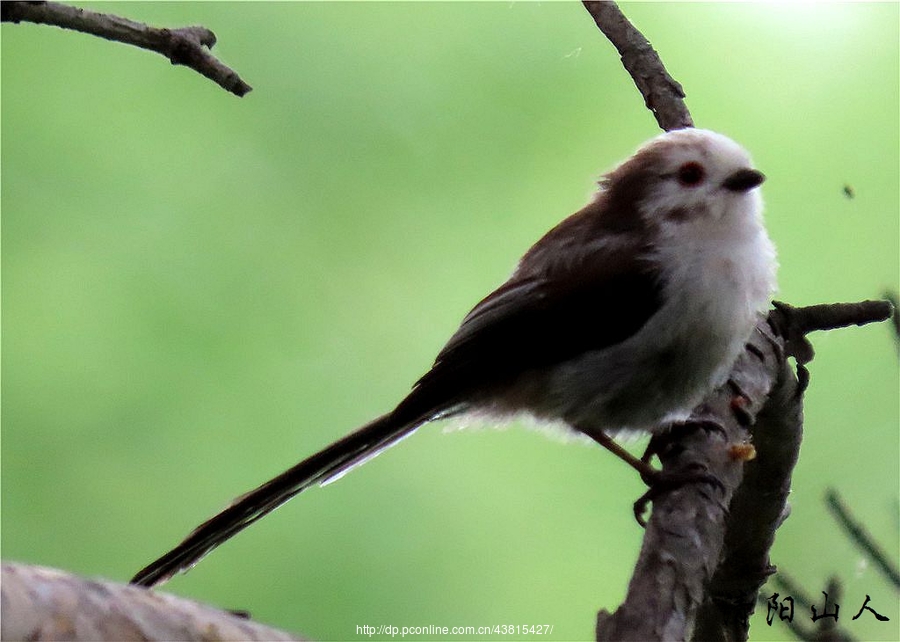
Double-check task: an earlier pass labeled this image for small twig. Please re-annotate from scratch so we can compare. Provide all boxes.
[581,1,693,131]
[770,300,894,366]
[825,489,900,589]
[1,1,251,96]
[777,300,894,334]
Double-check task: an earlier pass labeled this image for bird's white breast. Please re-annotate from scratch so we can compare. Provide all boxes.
[542,192,776,435]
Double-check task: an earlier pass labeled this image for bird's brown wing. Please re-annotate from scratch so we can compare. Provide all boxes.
[394,234,663,422]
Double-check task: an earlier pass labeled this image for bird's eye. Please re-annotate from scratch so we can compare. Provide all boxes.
[676,162,705,187]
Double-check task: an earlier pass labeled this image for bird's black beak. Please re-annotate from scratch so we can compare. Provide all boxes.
[723,168,765,192]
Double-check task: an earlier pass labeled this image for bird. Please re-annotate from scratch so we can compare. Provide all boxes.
[131,127,776,588]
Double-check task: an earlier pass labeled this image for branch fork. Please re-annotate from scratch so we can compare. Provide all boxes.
[1,1,251,96]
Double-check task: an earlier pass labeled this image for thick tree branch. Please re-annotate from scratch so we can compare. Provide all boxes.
[595,299,892,641]
[0,563,302,641]
[693,333,803,641]
[1,1,251,96]
[581,1,693,131]
[596,311,794,641]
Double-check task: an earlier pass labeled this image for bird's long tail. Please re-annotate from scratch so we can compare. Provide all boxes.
[130,410,420,587]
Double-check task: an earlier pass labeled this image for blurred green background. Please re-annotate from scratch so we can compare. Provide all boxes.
[2,3,898,641]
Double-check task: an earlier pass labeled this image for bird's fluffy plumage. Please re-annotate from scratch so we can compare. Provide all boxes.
[131,128,776,587]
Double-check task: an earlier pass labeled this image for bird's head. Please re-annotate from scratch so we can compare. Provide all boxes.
[602,128,765,235]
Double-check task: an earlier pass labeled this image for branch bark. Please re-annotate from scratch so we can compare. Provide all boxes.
[582,1,693,131]
[0,563,302,641]
[596,311,793,640]
[596,298,892,641]
[0,1,251,96]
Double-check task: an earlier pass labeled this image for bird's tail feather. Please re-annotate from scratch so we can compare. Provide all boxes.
[130,411,419,587]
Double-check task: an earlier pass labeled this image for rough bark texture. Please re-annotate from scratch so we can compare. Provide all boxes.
[596,314,799,641]
[0,563,302,641]
[582,1,693,131]
[594,299,891,641]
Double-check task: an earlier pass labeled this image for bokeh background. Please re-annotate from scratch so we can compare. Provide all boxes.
[3,3,898,641]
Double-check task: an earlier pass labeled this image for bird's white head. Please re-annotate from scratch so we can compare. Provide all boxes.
[601,128,766,239]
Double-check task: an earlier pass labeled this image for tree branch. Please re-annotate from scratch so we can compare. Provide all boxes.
[0,563,302,641]
[595,299,892,641]
[825,489,900,589]
[1,1,251,97]
[581,1,693,131]
[597,301,891,640]
[692,329,804,641]
[596,311,796,640]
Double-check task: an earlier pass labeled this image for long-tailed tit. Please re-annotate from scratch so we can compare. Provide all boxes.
[132,128,776,587]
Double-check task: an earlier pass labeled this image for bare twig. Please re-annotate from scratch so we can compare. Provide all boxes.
[777,300,894,335]
[825,489,900,589]
[581,1,693,131]
[770,299,894,371]
[1,1,251,96]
